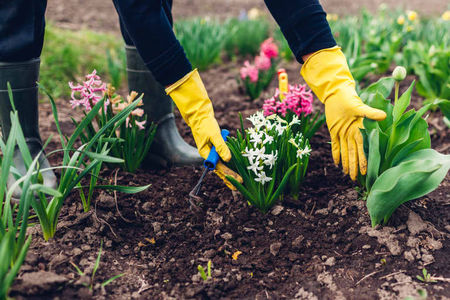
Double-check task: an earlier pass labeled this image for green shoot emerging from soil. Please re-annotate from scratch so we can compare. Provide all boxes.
[197,260,212,281]
[71,241,125,290]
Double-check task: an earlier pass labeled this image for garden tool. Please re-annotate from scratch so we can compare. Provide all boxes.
[189,129,242,210]
[189,129,229,206]
[125,46,203,168]
[300,46,387,180]
[0,59,57,200]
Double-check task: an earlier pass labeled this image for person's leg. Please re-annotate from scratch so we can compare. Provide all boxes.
[118,2,201,168]
[0,0,57,199]
[112,0,191,86]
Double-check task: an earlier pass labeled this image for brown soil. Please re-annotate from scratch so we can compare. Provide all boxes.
[9,59,450,299]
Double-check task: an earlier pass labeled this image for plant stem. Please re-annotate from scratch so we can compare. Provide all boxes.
[394,81,399,103]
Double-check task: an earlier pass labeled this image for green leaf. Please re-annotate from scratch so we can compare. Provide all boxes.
[366,129,380,191]
[367,149,450,226]
[101,273,124,287]
[360,77,395,103]
[30,184,62,198]
[84,151,124,163]
[393,81,414,123]
[88,184,151,194]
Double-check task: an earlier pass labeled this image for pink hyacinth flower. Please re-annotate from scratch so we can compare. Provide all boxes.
[260,38,279,59]
[240,61,259,83]
[263,83,315,118]
[262,97,277,116]
[69,69,107,112]
[254,52,271,71]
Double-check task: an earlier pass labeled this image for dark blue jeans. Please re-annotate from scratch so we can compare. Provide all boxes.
[0,0,336,86]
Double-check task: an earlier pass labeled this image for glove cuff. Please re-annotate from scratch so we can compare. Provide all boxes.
[165,69,195,94]
[300,46,357,105]
[164,68,213,128]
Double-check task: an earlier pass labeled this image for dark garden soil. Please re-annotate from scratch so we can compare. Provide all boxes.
[9,59,450,299]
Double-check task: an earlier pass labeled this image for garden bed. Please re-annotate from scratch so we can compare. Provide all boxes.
[10,62,450,299]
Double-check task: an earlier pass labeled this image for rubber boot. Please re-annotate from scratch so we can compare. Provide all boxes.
[125,46,202,168]
[0,59,57,199]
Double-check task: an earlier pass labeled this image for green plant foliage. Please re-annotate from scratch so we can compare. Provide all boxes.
[226,112,311,212]
[367,149,450,225]
[224,18,270,58]
[329,16,378,81]
[175,18,227,70]
[413,48,450,105]
[359,75,450,226]
[0,106,47,299]
[329,9,450,114]
[41,25,125,99]
[29,85,151,239]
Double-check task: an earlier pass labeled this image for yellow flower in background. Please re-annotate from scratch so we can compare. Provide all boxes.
[248,8,261,20]
[326,13,339,21]
[407,10,418,21]
[443,11,450,21]
[397,16,405,25]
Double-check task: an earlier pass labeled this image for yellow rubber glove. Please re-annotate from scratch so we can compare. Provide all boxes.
[166,69,231,162]
[214,161,243,191]
[300,47,387,180]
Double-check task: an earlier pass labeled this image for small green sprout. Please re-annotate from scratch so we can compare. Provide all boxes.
[197,260,212,281]
[416,268,436,283]
[404,288,428,300]
[71,241,124,290]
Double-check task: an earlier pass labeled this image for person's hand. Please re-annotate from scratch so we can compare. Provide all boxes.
[166,69,231,162]
[301,47,386,180]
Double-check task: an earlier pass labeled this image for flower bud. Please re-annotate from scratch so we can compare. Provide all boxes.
[392,66,407,81]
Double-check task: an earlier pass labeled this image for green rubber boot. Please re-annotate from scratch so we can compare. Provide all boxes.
[0,59,57,199]
[125,46,202,168]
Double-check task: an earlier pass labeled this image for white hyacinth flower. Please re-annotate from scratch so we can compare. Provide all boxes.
[275,123,286,136]
[263,151,278,169]
[247,163,263,175]
[289,115,301,126]
[254,172,272,185]
[296,145,311,159]
[262,133,274,145]
[247,111,266,130]
[249,131,264,144]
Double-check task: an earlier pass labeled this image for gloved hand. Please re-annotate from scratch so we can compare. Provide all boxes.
[300,47,386,180]
[166,69,238,189]
[166,69,231,162]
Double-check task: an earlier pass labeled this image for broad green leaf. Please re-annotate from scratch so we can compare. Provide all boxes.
[388,117,430,165]
[360,77,395,103]
[367,149,450,226]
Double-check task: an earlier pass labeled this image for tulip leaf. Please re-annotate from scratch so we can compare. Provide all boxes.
[366,129,380,191]
[367,149,450,226]
[360,77,395,103]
